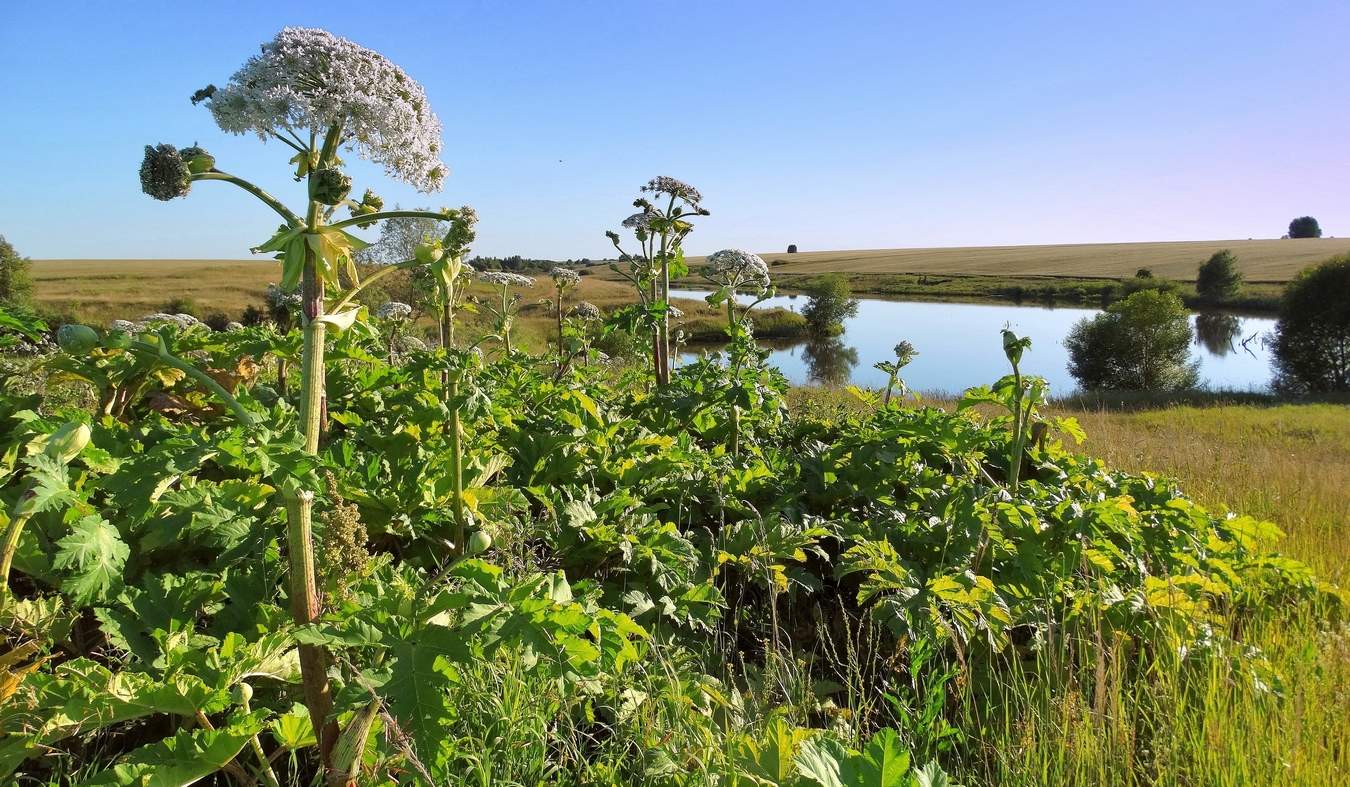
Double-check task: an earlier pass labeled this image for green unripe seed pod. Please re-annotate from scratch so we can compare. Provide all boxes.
[42,422,92,464]
[310,167,352,206]
[467,530,492,555]
[57,324,100,354]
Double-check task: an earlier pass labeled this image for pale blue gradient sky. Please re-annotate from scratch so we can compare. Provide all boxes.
[1,1,1346,260]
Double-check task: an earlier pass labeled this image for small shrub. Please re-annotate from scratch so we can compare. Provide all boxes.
[1272,255,1350,393]
[203,311,233,332]
[801,274,859,337]
[1196,249,1243,302]
[162,295,199,316]
[0,235,34,309]
[1065,289,1199,391]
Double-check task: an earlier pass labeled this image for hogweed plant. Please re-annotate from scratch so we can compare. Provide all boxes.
[476,271,535,354]
[137,27,463,778]
[703,249,774,457]
[605,177,708,384]
[876,340,919,407]
[374,301,413,364]
[549,266,582,358]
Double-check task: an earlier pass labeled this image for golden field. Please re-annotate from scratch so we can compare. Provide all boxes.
[712,237,1350,282]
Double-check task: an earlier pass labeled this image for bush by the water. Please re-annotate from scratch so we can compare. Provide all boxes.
[801,274,859,337]
[1195,248,1243,302]
[1065,289,1199,391]
[1272,254,1350,393]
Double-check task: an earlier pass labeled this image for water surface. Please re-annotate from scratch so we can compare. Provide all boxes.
[672,290,1275,395]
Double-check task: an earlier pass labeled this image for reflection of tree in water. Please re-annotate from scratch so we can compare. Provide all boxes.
[802,337,859,386]
[1194,312,1242,357]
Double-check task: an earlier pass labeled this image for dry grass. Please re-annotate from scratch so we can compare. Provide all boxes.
[708,237,1350,282]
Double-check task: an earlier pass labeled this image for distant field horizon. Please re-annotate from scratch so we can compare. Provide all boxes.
[30,236,1350,320]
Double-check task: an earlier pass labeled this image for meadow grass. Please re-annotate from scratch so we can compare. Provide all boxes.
[789,387,1349,784]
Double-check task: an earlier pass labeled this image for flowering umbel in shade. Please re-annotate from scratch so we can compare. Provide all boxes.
[199,26,448,192]
[139,144,192,201]
[550,267,582,288]
[706,249,771,292]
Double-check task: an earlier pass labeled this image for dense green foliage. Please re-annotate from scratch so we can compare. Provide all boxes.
[1195,249,1242,302]
[0,235,35,310]
[1288,216,1322,239]
[801,275,859,337]
[1065,290,1199,391]
[0,310,1336,784]
[1272,255,1350,393]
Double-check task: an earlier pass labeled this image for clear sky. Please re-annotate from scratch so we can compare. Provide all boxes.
[1,1,1346,260]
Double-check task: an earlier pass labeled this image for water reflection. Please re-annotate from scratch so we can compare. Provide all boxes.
[1194,312,1242,357]
[801,337,859,386]
[673,290,1276,394]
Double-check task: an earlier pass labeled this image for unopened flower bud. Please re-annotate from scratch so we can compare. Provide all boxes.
[42,422,92,464]
[179,145,215,174]
[467,530,492,555]
[414,239,444,264]
[57,324,100,354]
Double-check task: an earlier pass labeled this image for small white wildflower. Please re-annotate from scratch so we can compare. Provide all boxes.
[375,301,413,321]
[571,301,601,320]
[478,271,535,288]
[706,249,770,292]
[550,267,581,287]
[202,27,447,191]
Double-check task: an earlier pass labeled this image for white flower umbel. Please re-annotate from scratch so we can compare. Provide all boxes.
[550,267,581,287]
[571,301,601,320]
[204,27,447,192]
[109,319,137,332]
[375,301,413,321]
[705,249,770,293]
[478,271,535,288]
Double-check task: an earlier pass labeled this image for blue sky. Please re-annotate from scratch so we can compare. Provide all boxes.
[1,1,1347,260]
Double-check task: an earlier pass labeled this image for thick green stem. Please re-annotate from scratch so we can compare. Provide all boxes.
[1007,362,1025,490]
[0,493,35,595]
[192,172,303,227]
[448,377,465,553]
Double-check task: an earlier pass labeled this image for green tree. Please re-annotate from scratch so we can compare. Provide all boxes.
[1272,255,1350,393]
[0,235,34,309]
[1195,249,1242,301]
[1288,216,1322,239]
[801,274,859,337]
[1065,289,1198,391]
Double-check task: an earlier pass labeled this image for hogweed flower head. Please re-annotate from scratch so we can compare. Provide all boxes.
[140,144,192,200]
[138,313,200,329]
[178,145,216,174]
[550,267,581,288]
[266,283,302,311]
[226,321,246,332]
[478,270,535,288]
[109,319,137,332]
[202,27,447,192]
[706,249,770,292]
[893,340,918,366]
[642,176,703,209]
[571,301,601,320]
[375,301,413,321]
[444,205,478,256]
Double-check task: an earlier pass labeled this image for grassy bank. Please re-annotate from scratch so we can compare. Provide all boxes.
[791,387,1349,783]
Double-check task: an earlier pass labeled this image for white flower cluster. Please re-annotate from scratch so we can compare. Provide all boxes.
[138,313,202,329]
[642,176,702,207]
[109,319,137,332]
[550,267,581,287]
[706,249,770,291]
[667,305,684,319]
[621,211,655,230]
[375,301,413,321]
[266,283,302,311]
[205,27,447,192]
[226,321,246,332]
[478,271,535,288]
[571,301,601,320]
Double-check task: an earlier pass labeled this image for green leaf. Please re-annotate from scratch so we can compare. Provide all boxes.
[79,711,265,787]
[795,734,847,787]
[841,728,912,787]
[53,515,129,605]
